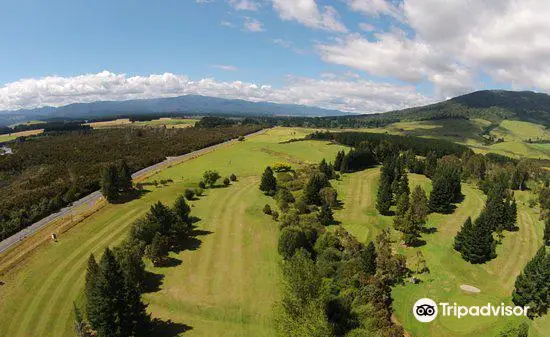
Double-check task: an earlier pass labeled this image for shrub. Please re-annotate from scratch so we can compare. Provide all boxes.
[198,181,206,189]
[230,173,237,181]
[223,177,230,186]
[273,162,292,172]
[184,189,195,200]
[263,204,272,215]
[194,187,204,196]
[271,210,279,221]
[238,135,245,141]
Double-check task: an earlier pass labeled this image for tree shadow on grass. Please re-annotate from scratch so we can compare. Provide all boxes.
[172,228,213,253]
[111,189,151,204]
[158,257,183,268]
[422,227,437,234]
[142,271,165,293]
[151,318,193,337]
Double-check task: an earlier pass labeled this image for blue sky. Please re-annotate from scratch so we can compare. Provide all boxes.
[0,0,549,113]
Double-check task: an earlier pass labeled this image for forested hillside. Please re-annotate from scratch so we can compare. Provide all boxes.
[0,124,261,240]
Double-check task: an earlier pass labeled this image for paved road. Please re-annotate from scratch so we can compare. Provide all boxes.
[0,128,267,254]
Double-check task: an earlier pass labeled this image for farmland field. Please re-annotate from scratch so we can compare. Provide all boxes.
[87,118,199,129]
[0,129,43,142]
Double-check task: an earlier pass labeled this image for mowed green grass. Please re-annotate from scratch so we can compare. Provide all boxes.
[0,127,346,337]
[332,168,549,336]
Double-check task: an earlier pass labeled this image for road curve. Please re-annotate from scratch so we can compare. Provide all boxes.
[0,128,268,255]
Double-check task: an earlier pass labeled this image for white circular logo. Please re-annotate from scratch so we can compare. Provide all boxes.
[413,298,438,322]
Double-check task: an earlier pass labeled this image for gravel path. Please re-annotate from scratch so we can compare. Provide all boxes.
[0,128,267,254]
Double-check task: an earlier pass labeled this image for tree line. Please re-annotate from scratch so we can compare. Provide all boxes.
[259,159,407,336]
[0,125,260,240]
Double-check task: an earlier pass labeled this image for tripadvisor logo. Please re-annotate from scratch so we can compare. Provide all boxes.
[412,298,530,323]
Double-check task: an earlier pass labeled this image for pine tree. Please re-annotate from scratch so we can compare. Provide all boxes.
[454,217,473,252]
[376,178,393,215]
[339,153,349,173]
[146,233,170,266]
[317,204,334,226]
[117,160,133,192]
[505,197,518,231]
[395,192,410,217]
[259,166,277,195]
[455,213,496,264]
[173,195,191,225]
[512,245,550,318]
[361,241,377,276]
[85,254,99,320]
[334,151,345,172]
[429,170,454,213]
[147,201,174,235]
[101,165,119,202]
[303,173,330,205]
[319,159,333,179]
[410,185,429,225]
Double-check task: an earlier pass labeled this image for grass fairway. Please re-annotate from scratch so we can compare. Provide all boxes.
[332,168,549,336]
[0,127,345,337]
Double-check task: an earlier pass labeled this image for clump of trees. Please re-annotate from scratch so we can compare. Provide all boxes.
[428,156,462,213]
[80,190,199,335]
[0,125,261,241]
[259,166,277,195]
[100,160,133,202]
[512,245,550,318]
[393,185,429,246]
[202,170,221,188]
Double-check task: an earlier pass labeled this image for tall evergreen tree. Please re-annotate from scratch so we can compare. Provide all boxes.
[376,180,393,215]
[319,159,333,179]
[361,241,377,276]
[146,201,174,235]
[173,195,191,228]
[259,166,277,195]
[317,204,334,226]
[101,165,119,202]
[85,254,99,320]
[454,213,496,264]
[87,248,149,337]
[454,217,473,252]
[428,164,460,213]
[410,185,429,225]
[334,151,345,172]
[395,192,410,217]
[303,173,330,205]
[117,160,133,192]
[512,245,550,318]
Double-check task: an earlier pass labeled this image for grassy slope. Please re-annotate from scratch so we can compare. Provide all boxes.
[0,127,345,337]
[0,129,43,142]
[357,119,550,160]
[332,168,548,336]
[87,118,199,129]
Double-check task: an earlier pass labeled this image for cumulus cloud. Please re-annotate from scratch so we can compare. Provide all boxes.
[271,0,347,32]
[244,17,265,32]
[329,0,550,96]
[0,71,431,113]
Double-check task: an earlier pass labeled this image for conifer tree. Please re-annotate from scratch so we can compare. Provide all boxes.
[317,204,334,226]
[376,180,393,215]
[334,151,345,172]
[395,192,410,217]
[339,153,349,173]
[319,159,333,179]
[146,233,170,266]
[85,254,99,320]
[454,213,496,264]
[454,217,473,252]
[173,195,191,225]
[303,173,330,205]
[147,201,174,235]
[361,241,377,276]
[101,165,119,202]
[117,160,133,192]
[259,166,277,195]
[512,245,550,318]
[410,185,429,225]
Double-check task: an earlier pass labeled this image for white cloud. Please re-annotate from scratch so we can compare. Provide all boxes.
[271,0,347,32]
[358,22,376,31]
[213,64,238,71]
[244,17,265,32]
[0,71,431,113]
[346,0,403,20]
[229,0,260,11]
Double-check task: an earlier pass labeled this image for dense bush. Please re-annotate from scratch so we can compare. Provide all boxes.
[0,125,261,240]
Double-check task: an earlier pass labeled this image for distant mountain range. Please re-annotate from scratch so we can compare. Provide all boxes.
[2,90,550,127]
[0,95,347,125]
